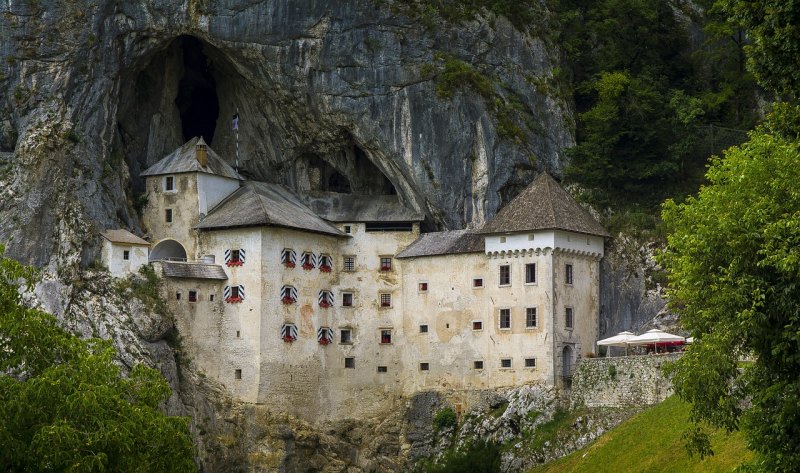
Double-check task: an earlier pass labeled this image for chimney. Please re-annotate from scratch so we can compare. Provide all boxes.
[196,143,208,167]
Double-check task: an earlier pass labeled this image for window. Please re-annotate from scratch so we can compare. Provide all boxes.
[377,366,388,373]
[499,236,507,243]
[343,255,356,272]
[165,175,175,191]
[499,265,510,286]
[317,327,334,345]
[209,294,215,302]
[236,330,240,338]
[188,290,198,303]
[380,293,392,308]
[565,264,573,285]
[380,257,393,271]
[344,357,355,369]
[226,249,245,267]
[526,307,538,328]
[473,278,484,288]
[340,329,352,344]
[280,285,296,304]
[565,307,574,329]
[175,292,181,301]
[472,321,483,331]
[525,263,536,284]
[525,358,537,368]
[228,285,244,302]
[380,329,392,344]
[342,292,354,307]
[319,255,332,272]
[419,362,430,371]
[344,225,352,233]
[123,250,130,261]
[234,369,242,380]
[419,324,429,333]
[301,252,315,270]
[499,309,511,329]
[474,360,484,370]
[165,208,173,223]
[418,282,428,292]
[500,358,512,368]
[528,234,534,241]
[280,323,298,342]
[318,290,334,308]
[281,248,296,268]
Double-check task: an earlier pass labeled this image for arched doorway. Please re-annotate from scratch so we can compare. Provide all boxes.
[150,239,188,262]
[562,345,574,380]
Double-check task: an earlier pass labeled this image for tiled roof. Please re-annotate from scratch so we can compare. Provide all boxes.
[198,181,345,237]
[161,261,228,280]
[478,172,609,237]
[140,137,243,180]
[396,229,484,258]
[304,192,424,222]
[101,229,149,246]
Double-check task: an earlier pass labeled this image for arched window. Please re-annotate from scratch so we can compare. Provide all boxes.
[281,285,297,305]
[281,323,298,343]
[301,252,316,270]
[317,327,334,345]
[318,290,334,308]
[281,249,296,268]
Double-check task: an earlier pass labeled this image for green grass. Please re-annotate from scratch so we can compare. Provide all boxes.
[528,396,752,473]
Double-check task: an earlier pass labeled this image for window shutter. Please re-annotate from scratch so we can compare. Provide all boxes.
[238,284,245,301]
[224,249,231,264]
[239,248,246,264]
[281,323,298,340]
[223,286,231,299]
[317,327,333,342]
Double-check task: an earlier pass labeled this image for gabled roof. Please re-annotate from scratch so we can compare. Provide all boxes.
[140,137,243,180]
[397,229,484,259]
[478,172,609,237]
[198,181,345,236]
[161,261,228,280]
[101,229,149,246]
[304,192,424,223]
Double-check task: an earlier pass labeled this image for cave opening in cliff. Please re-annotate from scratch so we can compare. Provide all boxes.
[175,36,219,144]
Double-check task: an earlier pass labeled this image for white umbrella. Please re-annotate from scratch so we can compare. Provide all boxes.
[597,331,637,356]
[627,329,685,353]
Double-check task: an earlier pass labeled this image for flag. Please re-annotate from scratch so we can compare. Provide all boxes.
[232,113,239,131]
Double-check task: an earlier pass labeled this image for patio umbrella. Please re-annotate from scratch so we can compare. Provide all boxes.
[597,331,637,356]
[627,329,685,353]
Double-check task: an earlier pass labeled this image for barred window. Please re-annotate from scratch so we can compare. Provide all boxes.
[380,293,392,307]
[499,265,510,285]
[499,309,511,329]
[343,255,356,272]
[526,307,538,328]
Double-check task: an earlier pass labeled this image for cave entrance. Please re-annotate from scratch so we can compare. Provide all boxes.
[174,36,219,144]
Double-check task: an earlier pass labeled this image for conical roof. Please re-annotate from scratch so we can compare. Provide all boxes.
[478,172,609,237]
[140,137,243,180]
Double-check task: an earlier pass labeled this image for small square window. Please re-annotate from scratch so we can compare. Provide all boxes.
[500,358,512,368]
[499,236,507,243]
[345,357,355,369]
[499,309,511,329]
[525,358,537,368]
[499,265,510,286]
[343,256,356,272]
[380,293,392,308]
[342,292,354,307]
[565,307,574,329]
[380,257,393,271]
[175,292,181,301]
[234,369,242,380]
[472,321,483,331]
[473,278,484,288]
[377,366,388,373]
[340,329,352,344]
[165,175,175,191]
[526,307,538,328]
[344,225,352,234]
[165,208,173,223]
[380,329,392,344]
[528,234,534,241]
[474,360,484,370]
[525,263,536,284]
[419,362,430,371]
[565,264,573,285]
[209,294,215,302]
[419,324,429,333]
[188,290,198,303]
[123,250,130,261]
[418,282,428,292]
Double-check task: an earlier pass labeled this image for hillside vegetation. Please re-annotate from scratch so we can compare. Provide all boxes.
[529,396,752,473]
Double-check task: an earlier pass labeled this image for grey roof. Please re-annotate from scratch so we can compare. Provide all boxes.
[140,137,243,180]
[397,229,484,258]
[101,229,149,246]
[478,172,609,237]
[161,261,228,280]
[304,192,424,222]
[198,181,345,236]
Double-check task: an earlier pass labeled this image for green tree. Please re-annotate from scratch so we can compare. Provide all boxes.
[0,248,195,472]
[659,116,800,471]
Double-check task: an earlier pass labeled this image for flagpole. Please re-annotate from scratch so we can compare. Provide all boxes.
[235,108,239,173]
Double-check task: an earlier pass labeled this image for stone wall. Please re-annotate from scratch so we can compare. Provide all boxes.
[569,353,681,408]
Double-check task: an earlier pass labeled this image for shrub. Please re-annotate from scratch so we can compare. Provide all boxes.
[433,407,457,429]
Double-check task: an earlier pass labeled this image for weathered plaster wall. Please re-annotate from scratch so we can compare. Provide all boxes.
[100,240,148,277]
[142,172,200,259]
[569,353,681,408]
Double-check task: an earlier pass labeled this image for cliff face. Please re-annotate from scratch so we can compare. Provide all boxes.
[0,0,571,270]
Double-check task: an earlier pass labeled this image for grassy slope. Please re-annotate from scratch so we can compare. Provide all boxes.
[529,396,753,473]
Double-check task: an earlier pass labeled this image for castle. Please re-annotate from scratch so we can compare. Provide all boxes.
[102,137,608,421]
